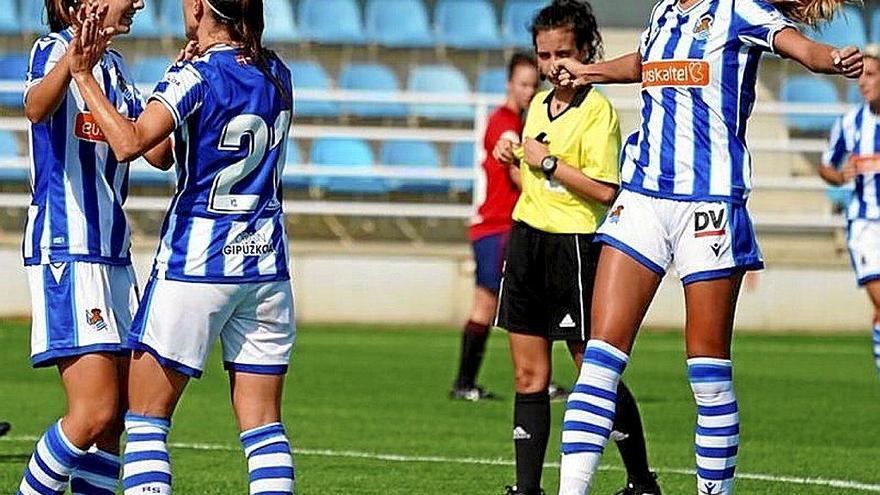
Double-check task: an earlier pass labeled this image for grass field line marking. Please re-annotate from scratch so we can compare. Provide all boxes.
[4,436,880,492]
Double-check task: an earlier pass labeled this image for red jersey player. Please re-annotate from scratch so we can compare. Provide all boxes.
[451,53,538,400]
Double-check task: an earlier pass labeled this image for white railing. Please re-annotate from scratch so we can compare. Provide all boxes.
[0,81,856,231]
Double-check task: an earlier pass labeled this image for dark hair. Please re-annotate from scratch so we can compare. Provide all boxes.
[531,0,603,64]
[45,0,79,32]
[207,0,292,109]
[507,52,537,81]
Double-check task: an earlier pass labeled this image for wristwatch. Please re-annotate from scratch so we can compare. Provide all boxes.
[540,155,558,180]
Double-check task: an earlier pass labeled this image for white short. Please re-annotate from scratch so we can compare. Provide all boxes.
[847,219,880,286]
[129,277,296,378]
[27,262,139,367]
[596,189,764,284]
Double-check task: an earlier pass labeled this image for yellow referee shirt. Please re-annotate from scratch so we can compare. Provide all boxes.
[512,86,621,234]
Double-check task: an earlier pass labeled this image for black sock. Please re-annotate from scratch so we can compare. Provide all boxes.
[514,390,550,495]
[613,381,654,484]
[453,320,489,389]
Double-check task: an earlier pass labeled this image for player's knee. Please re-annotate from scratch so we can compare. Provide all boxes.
[68,404,118,442]
[513,364,549,393]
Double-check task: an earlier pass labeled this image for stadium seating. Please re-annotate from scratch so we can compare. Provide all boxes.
[365,0,434,48]
[132,57,171,89]
[21,1,45,34]
[288,60,340,117]
[0,53,29,108]
[263,0,298,43]
[448,141,476,192]
[848,83,863,105]
[826,184,854,211]
[298,0,366,44]
[477,67,507,94]
[159,0,186,38]
[502,0,546,47]
[872,7,880,43]
[434,0,503,50]
[407,64,474,120]
[0,0,18,35]
[804,5,867,49]
[309,138,388,194]
[380,140,446,192]
[283,139,309,190]
[779,76,840,132]
[338,63,407,118]
[0,130,22,181]
[129,1,163,38]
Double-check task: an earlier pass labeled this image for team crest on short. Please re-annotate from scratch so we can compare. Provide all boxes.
[693,14,714,41]
[86,308,107,331]
[609,205,625,224]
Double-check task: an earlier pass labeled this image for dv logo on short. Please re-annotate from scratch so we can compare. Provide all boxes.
[694,208,726,238]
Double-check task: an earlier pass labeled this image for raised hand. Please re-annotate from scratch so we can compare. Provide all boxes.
[175,40,200,64]
[551,58,590,88]
[68,1,116,78]
[832,46,864,79]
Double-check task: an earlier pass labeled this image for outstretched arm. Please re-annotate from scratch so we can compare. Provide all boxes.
[774,28,862,78]
[552,52,643,88]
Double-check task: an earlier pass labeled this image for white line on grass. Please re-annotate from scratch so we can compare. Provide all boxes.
[3,436,880,492]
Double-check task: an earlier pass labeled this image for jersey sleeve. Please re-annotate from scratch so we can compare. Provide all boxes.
[823,117,849,169]
[148,62,207,129]
[639,1,666,54]
[734,0,796,53]
[24,34,68,101]
[578,99,621,185]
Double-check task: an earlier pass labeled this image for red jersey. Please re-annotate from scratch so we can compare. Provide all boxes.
[469,105,523,241]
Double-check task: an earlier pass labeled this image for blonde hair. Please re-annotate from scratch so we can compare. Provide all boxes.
[865,43,880,61]
[772,0,862,26]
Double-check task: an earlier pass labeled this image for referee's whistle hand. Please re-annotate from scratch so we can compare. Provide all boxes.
[523,138,549,169]
[493,139,517,165]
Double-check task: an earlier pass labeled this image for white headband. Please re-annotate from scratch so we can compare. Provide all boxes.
[204,0,234,20]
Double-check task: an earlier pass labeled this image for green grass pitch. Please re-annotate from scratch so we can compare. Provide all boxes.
[0,320,879,494]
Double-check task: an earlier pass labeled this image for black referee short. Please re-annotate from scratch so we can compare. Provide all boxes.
[495,221,601,342]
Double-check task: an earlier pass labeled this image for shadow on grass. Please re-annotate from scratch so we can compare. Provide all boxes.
[0,454,29,464]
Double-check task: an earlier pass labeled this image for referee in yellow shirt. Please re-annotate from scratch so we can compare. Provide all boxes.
[493,2,660,495]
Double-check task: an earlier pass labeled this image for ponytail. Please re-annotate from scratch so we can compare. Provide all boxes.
[772,0,860,26]
[207,0,292,109]
[45,0,79,32]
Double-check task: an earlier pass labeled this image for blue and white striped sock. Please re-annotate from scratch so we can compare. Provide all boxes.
[558,340,629,495]
[122,413,172,495]
[873,324,880,376]
[240,422,295,495]
[71,449,120,495]
[17,420,86,495]
[689,357,739,495]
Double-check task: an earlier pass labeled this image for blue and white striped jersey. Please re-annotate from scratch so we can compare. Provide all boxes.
[621,0,795,204]
[149,45,293,283]
[23,29,144,266]
[824,104,880,220]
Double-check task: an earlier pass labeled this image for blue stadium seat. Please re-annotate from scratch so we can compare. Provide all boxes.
[872,7,880,43]
[288,60,339,117]
[159,0,185,38]
[129,1,163,38]
[0,0,18,35]
[0,53,30,108]
[338,63,406,118]
[282,139,309,189]
[407,65,474,120]
[264,0,298,43]
[21,1,45,34]
[477,68,507,94]
[779,76,840,132]
[0,130,25,182]
[502,0,546,47]
[826,184,854,211]
[448,142,476,192]
[804,6,867,48]
[848,83,863,104]
[129,159,174,186]
[434,0,503,49]
[132,57,171,91]
[298,0,366,44]
[365,0,434,47]
[380,140,445,192]
[310,138,388,194]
